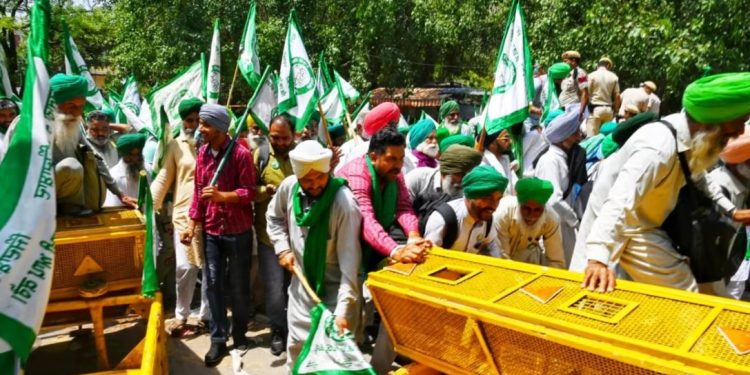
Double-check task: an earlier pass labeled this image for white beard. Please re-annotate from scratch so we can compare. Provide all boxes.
[688,126,725,176]
[248,134,266,150]
[416,142,439,158]
[54,113,82,158]
[443,120,459,133]
[440,174,462,198]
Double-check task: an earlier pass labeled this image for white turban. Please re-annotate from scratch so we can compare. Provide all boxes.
[289,140,333,179]
[544,106,581,144]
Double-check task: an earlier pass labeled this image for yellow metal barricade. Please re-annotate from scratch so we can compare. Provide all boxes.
[367,248,750,374]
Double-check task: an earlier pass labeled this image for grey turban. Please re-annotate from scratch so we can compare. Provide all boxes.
[199,104,231,133]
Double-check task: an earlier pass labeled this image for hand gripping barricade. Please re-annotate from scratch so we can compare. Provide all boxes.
[367,248,750,374]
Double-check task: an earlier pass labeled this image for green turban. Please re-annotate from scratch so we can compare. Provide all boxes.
[178,97,204,119]
[398,125,410,135]
[101,107,116,123]
[462,165,508,199]
[439,134,475,152]
[600,121,617,135]
[543,108,565,127]
[328,124,345,139]
[439,145,482,175]
[408,119,436,149]
[436,126,450,143]
[601,135,619,158]
[516,177,554,205]
[611,112,658,145]
[50,73,88,104]
[439,100,460,121]
[683,73,750,124]
[548,63,572,81]
[116,133,147,156]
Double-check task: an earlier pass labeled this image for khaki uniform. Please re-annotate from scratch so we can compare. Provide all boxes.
[618,88,650,117]
[558,67,589,107]
[586,67,620,136]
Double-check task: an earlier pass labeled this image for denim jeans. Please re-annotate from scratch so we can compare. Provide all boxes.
[203,230,252,344]
[257,242,291,333]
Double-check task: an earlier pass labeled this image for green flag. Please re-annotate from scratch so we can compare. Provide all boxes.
[316,51,333,96]
[277,11,319,132]
[148,60,204,136]
[249,66,278,135]
[321,76,346,125]
[206,19,221,104]
[293,303,376,375]
[62,20,104,111]
[334,70,360,101]
[137,173,158,298]
[351,91,371,120]
[484,0,533,134]
[238,1,261,90]
[121,75,141,114]
[0,0,55,373]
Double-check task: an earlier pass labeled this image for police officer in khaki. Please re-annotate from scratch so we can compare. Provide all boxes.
[559,50,589,123]
[586,56,621,136]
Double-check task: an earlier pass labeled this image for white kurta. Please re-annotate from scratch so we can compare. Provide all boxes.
[266,175,362,366]
[708,166,750,299]
[405,167,441,202]
[423,198,500,257]
[494,196,565,268]
[90,141,119,169]
[335,137,367,174]
[482,150,515,196]
[103,159,150,207]
[535,144,578,264]
[522,129,548,177]
[569,112,733,292]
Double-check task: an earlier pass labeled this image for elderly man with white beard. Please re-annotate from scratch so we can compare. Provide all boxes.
[47,74,138,214]
[104,133,150,207]
[570,73,750,293]
[406,144,483,202]
[84,110,119,168]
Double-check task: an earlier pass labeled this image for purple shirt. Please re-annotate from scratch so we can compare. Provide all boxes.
[189,138,256,235]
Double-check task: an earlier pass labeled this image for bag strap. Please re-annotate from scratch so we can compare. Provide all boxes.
[484,215,493,238]
[658,120,698,199]
[436,203,459,249]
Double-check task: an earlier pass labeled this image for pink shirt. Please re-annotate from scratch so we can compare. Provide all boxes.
[337,157,419,256]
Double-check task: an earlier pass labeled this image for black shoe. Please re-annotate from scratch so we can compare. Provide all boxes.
[234,337,250,353]
[270,329,285,356]
[204,343,228,367]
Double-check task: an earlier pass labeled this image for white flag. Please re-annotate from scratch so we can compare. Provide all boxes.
[62,20,104,110]
[293,303,376,375]
[0,1,55,372]
[249,66,278,135]
[121,75,141,114]
[321,83,346,124]
[148,60,204,133]
[277,11,319,132]
[334,70,360,101]
[484,0,533,134]
[206,19,221,104]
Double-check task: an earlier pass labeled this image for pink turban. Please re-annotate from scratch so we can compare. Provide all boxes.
[720,125,750,164]
[363,102,400,136]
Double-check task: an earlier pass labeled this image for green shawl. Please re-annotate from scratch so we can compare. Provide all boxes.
[366,155,397,229]
[293,177,347,299]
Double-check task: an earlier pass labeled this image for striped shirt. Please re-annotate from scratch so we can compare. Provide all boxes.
[189,138,256,235]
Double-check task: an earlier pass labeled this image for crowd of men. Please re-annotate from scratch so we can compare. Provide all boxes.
[1,49,750,373]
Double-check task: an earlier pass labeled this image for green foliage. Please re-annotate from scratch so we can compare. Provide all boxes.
[1,0,748,112]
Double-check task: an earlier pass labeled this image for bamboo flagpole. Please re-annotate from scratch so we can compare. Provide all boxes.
[225,62,240,107]
[317,101,334,147]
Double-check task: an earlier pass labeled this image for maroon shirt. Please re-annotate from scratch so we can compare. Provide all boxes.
[189,138,256,235]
